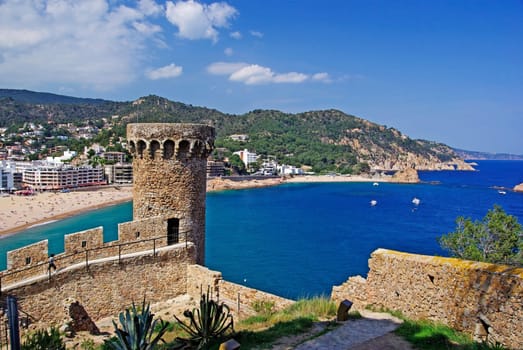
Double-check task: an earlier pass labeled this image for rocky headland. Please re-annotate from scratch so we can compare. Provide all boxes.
[514,183,523,193]
[391,168,420,183]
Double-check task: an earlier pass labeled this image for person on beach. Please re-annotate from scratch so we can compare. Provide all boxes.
[48,254,57,272]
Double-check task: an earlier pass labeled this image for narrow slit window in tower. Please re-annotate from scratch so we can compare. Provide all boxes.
[167,218,180,245]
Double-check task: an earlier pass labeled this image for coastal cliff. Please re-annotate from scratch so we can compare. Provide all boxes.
[514,183,523,192]
[339,124,474,171]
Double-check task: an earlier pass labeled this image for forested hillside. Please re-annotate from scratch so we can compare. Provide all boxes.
[0,91,472,173]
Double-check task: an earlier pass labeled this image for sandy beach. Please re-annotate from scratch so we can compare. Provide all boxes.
[0,187,134,237]
[0,174,392,237]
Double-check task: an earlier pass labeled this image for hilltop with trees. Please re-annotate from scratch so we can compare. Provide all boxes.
[0,90,472,174]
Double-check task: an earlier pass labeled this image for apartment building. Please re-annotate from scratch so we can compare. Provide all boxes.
[23,165,105,190]
[233,149,258,167]
[103,151,126,164]
[104,163,133,184]
[0,167,14,191]
[207,160,225,177]
[0,160,26,190]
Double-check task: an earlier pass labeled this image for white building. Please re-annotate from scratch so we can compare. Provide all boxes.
[23,165,105,191]
[260,159,278,175]
[233,149,258,167]
[0,167,15,191]
[277,164,304,175]
[46,150,77,164]
[229,134,249,141]
[0,160,26,190]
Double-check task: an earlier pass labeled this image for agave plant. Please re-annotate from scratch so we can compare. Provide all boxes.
[173,288,234,350]
[105,299,170,350]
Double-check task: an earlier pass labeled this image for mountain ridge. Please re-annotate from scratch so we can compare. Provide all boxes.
[0,88,108,105]
[0,89,474,172]
[453,148,523,161]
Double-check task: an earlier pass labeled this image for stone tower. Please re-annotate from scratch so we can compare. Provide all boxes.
[127,123,215,265]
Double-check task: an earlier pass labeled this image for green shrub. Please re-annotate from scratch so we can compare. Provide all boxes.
[21,326,65,350]
[251,300,275,315]
[79,339,96,350]
[285,296,337,320]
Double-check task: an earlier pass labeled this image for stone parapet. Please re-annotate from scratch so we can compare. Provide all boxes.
[0,216,180,289]
[331,249,523,349]
[3,243,195,328]
[187,265,294,319]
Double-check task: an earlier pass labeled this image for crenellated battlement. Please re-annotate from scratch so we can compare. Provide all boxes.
[0,215,179,290]
[127,123,215,161]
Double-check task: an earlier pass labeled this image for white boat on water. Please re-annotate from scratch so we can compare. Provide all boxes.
[498,190,507,195]
[412,197,421,205]
[373,182,379,187]
[370,200,377,206]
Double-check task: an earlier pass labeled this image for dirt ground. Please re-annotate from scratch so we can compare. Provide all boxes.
[63,296,413,349]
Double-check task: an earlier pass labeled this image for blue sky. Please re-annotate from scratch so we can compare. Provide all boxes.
[1,0,522,154]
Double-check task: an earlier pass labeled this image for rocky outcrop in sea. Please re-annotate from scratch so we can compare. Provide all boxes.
[391,168,420,183]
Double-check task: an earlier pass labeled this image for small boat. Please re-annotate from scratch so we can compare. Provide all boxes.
[498,190,507,195]
[370,200,377,206]
[412,197,421,205]
[373,182,379,187]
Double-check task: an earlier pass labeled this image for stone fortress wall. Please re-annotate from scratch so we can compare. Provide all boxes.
[186,265,294,317]
[0,225,291,330]
[0,215,191,322]
[0,123,291,340]
[332,249,523,350]
[127,123,215,265]
[1,123,521,348]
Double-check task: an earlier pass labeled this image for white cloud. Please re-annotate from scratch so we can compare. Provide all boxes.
[230,31,242,39]
[224,47,233,56]
[133,21,162,35]
[207,62,315,85]
[138,0,163,16]
[146,63,183,80]
[250,30,263,38]
[165,0,237,42]
[230,65,274,85]
[273,72,308,83]
[207,62,249,75]
[312,72,332,83]
[0,0,165,91]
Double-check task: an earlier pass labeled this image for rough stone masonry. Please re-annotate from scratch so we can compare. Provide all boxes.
[127,123,215,265]
[332,249,523,350]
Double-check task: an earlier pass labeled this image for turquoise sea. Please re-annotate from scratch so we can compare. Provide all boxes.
[1,160,522,299]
